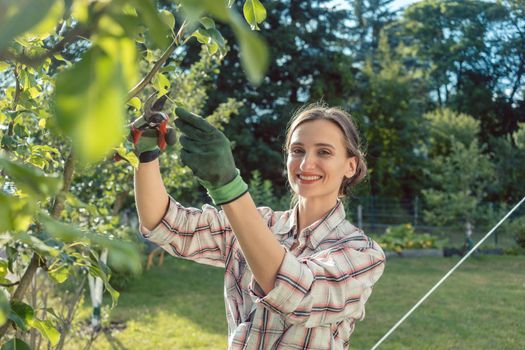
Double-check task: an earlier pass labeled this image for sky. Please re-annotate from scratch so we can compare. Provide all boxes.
[390,0,421,11]
[328,0,422,11]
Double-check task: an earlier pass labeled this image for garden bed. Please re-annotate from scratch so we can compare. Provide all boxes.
[385,247,506,258]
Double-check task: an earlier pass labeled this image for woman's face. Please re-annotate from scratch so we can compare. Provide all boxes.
[287,119,357,205]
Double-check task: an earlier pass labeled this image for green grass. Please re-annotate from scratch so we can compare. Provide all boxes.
[350,255,525,350]
[67,255,525,349]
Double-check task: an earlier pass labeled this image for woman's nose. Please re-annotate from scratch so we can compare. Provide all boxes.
[299,153,316,170]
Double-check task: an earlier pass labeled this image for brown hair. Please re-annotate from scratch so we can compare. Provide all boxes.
[284,103,367,197]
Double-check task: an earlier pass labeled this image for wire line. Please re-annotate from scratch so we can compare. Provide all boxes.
[370,195,525,350]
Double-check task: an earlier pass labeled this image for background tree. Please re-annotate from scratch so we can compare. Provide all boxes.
[205,0,355,193]
[395,0,524,140]
[350,32,429,198]
[422,109,496,233]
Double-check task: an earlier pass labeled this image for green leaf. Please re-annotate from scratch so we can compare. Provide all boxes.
[129,0,171,49]
[243,0,267,30]
[0,192,35,233]
[64,193,89,209]
[55,37,138,163]
[0,261,8,280]
[153,73,171,97]
[207,28,226,48]
[114,146,139,168]
[0,0,56,51]
[40,307,60,321]
[191,28,226,57]
[9,301,34,332]
[33,319,60,346]
[0,155,62,199]
[10,232,60,258]
[0,62,10,72]
[127,97,142,111]
[38,213,142,274]
[160,9,176,32]
[0,338,31,350]
[179,0,230,22]
[199,17,216,29]
[229,13,269,84]
[17,0,64,42]
[108,13,142,38]
[48,265,69,284]
[88,263,120,308]
[0,288,10,327]
[192,29,211,44]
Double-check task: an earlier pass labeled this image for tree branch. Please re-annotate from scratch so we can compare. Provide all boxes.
[12,66,21,109]
[0,26,91,67]
[0,255,41,337]
[51,150,75,218]
[126,20,189,101]
[0,280,20,287]
[55,274,87,350]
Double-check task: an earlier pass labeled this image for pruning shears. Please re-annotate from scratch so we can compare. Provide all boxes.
[129,93,176,151]
[114,94,176,163]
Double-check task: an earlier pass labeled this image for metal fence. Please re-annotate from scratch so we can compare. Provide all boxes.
[345,196,525,248]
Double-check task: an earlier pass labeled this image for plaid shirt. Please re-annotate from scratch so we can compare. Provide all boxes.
[141,198,385,349]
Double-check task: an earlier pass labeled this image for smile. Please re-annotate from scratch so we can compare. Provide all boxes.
[297,174,322,181]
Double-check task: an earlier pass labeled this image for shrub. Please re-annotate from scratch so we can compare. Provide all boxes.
[514,224,525,249]
[374,224,447,253]
[249,170,290,211]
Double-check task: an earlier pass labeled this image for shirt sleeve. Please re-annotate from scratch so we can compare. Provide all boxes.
[140,197,276,269]
[249,234,385,327]
[140,197,234,268]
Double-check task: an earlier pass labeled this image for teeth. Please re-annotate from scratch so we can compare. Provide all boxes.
[299,175,321,181]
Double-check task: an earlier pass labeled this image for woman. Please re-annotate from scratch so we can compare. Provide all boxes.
[134,104,385,349]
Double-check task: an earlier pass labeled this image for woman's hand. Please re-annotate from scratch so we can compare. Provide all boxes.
[174,107,248,205]
[129,111,176,163]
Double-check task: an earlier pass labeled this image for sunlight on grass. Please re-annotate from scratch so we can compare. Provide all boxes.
[66,255,524,350]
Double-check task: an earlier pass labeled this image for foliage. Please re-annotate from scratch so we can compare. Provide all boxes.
[394,0,524,140]
[486,126,525,203]
[422,109,495,230]
[202,0,524,206]
[207,0,357,194]
[0,0,524,347]
[0,0,270,348]
[374,223,445,253]
[248,170,289,211]
[352,32,429,197]
[423,108,480,155]
[505,216,525,249]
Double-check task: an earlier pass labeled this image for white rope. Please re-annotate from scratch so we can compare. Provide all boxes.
[370,195,525,350]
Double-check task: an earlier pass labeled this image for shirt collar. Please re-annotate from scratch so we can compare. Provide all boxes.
[273,205,298,236]
[304,200,346,249]
[274,200,347,250]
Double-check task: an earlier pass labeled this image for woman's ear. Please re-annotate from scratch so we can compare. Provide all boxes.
[345,156,357,179]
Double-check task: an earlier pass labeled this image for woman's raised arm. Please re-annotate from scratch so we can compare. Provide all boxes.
[134,159,169,231]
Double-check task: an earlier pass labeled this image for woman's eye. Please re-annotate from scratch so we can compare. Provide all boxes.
[290,148,304,155]
[319,149,331,156]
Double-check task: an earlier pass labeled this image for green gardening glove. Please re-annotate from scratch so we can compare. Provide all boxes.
[174,107,248,205]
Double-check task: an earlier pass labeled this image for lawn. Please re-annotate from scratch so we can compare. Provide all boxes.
[67,254,525,350]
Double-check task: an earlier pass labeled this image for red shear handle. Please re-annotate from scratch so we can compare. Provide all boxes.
[157,120,168,150]
[131,126,143,145]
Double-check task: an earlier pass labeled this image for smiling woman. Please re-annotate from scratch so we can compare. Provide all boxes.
[134,102,385,349]
[285,105,368,207]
